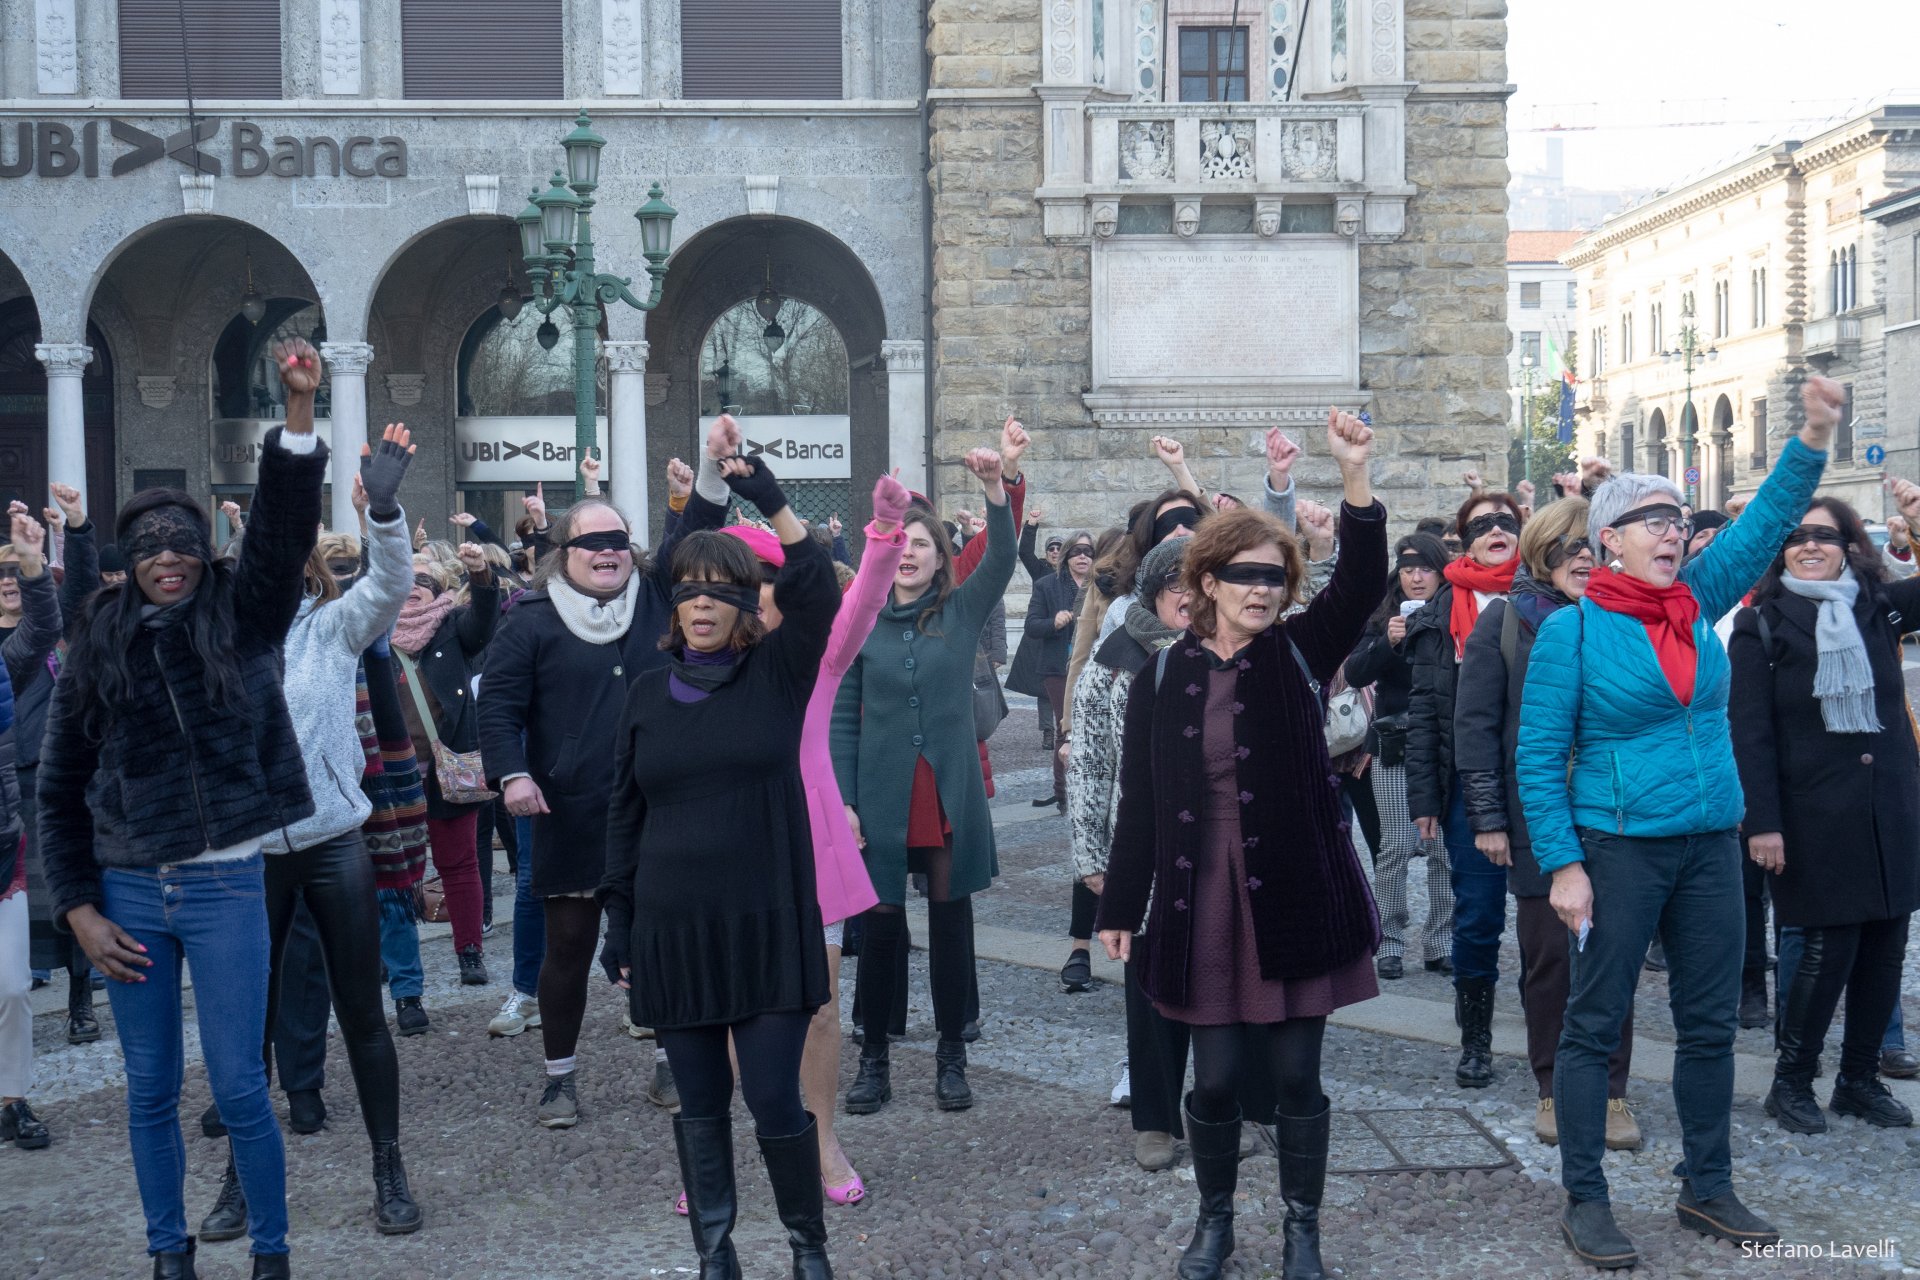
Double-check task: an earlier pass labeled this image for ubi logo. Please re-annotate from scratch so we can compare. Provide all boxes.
[461,441,582,463]
[747,437,845,461]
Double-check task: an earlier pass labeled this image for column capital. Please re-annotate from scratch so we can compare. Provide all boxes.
[880,339,925,373]
[604,339,651,372]
[33,343,92,376]
[320,341,375,375]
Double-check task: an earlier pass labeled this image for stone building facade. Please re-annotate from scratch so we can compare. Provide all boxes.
[927,0,1513,532]
[1566,103,1920,518]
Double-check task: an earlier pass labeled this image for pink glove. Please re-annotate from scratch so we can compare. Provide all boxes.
[872,472,912,526]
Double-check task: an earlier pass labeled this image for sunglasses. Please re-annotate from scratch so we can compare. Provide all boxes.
[1543,538,1595,571]
[1783,525,1847,548]
[1463,512,1520,542]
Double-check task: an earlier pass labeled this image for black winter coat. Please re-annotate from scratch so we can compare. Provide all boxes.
[478,490,721,895]
[1021,570,1082,679]
[1452,588,1569,898]
[1728,576,1920,928]
[1343,615,1413,756]
[38,429,326,925]
[398,579,499,818]
[1404,583,1465,821]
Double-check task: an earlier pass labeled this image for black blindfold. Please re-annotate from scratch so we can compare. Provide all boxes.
[1210,562,1290,588]
[564,530,633,555]
[123,504,213,566]
[1151,505,1201,545]
[670,579,762,616]
[1463,511,1520,543]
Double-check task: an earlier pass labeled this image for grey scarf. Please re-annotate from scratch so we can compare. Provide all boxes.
[1777,568,1882,734]
[548,574,639,645]
[1123,598,1181,653]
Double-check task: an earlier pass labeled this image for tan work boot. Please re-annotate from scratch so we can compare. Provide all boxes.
[1134,1129,1176,1171]
[1534,1097,1559,1145]
[1605,1097,1643,1151]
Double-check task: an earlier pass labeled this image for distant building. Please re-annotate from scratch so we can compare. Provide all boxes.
[1507,231,1583,469]
[1870,186,1920,498]
[1566,102,1920,516]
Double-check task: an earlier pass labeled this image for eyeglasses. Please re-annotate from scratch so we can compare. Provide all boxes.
[1783,525,1847,548]
[1611,502,1687,539]
[1154,571,1190,596]
[1543,538,1595,571]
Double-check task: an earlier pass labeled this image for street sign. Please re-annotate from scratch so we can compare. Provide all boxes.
[1684,467,1701,485]
[1866,444,1886,466]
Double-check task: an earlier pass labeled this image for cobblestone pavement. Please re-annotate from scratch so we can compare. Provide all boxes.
[3,698,1914,1277]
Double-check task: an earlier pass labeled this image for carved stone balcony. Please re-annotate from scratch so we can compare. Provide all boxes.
[1802,313,1862,363]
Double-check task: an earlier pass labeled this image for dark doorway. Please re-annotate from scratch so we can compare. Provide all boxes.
[0,298,117,525]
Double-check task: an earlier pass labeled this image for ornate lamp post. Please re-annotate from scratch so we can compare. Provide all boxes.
[1519,353,1537,497]
[1662,295,1720,507]
[515,112,678,476]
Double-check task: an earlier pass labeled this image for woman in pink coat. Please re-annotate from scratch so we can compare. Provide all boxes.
[692,472,906,1209]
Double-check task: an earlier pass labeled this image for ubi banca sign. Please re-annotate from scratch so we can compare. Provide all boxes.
[0,119,407,179]
[699,416,852,481]
[457,417,610,484]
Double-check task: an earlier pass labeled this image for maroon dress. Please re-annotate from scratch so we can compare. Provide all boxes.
[1154,666,1378,1026]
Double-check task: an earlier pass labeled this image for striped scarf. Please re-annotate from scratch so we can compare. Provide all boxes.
[357,652,431,896]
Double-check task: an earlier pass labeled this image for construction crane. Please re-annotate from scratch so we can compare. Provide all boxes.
[1511,97,1879,133]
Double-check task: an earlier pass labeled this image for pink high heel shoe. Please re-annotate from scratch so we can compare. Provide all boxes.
[674,1190,687,1216]
[823,1174,866,1206]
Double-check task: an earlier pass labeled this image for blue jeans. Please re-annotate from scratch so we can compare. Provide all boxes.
[378,892,424,1001]
[1776,926,1904,1053]
[101,855,288,1257]
[1444,778,1507,982]
[1556,828,1742,1205]
[512,818,545,997]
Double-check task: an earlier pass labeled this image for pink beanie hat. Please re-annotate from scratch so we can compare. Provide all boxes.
[720,524,785,568]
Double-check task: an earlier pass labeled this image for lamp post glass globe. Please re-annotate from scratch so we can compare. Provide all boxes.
[634,182,678,261]
[240,291,267,326]
[497,286,523,321]
[562,112,607,192]
[763,321,786,358]
[537,171,580,252]
[516,190,547,266]
[536,319,560,351]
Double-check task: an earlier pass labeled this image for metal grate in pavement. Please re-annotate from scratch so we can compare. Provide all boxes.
[1329,1106,1517,1175]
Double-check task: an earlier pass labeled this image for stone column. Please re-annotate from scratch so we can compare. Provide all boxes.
[605,340,650,536]
[881,339,927,497]
[321,342,374,533]
[34,343,91,508]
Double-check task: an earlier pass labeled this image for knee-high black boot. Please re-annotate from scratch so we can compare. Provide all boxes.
[673,1114,742,1280]
[1276,1100,1331,1280]
[757,1114,833,1280]
[1178,1096,1239,1279]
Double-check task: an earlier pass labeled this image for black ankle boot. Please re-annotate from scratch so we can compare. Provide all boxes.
[1275,1101,1331,1280]
[934,1040,973,1111]
[198,1151,248,1242]
[250,1254,290,1279]
[757,1114,833,1279]
[151,1239,197,1279]
[372,1141,422,1234]
[673,1114,743,1280]
[1178,1096,1239,1280]
[200,1102,227,1139]
[844,1047,891,1115]
[66,979,101,1043]
[1454,976,1495,1088]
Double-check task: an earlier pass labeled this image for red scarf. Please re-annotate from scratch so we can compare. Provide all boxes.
[1441,556,1518,659]
[1583,564,1702,705]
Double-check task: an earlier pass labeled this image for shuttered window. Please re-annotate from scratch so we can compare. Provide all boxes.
[402,0,565,99]
[118,0,282,99]
[681,0,842,100]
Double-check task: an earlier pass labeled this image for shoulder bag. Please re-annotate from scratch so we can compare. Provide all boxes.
[396,651,496,806]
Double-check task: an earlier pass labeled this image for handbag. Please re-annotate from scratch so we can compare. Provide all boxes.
[1324,684,1372,757]
[414,875,448,924]
[973,653,1010,742]
[1372,712,1410,768]
[396,652,496,806]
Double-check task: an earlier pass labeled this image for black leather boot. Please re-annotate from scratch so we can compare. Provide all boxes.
[673,1113,743,1280]
[1275,1100,1331,1280]
[150,1239,197,1279]
[66,976,101,1043]
[1178,1096,1239,1280]
[250,1254,290,1279]
[372,1141,422,1234]
[844,1046,891,1115]
[198,1150,248,1242]
[934,1040,973,1111]
[757,1114,833,1280]
[1454,977,1495,1088]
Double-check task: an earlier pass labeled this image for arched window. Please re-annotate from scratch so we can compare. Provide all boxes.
[211,301,328,419]
[457,305,603,417]
[699,298,848,417]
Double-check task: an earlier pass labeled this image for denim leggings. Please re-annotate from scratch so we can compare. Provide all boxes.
[102,855,288,1257]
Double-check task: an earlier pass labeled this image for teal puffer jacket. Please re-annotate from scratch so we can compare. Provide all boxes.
[1516,436,1826,873]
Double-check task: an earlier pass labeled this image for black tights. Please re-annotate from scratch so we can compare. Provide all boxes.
[657,1010,812,1136]
[859,844,974,1043]
[1189,1017,1328,1123]
[263,832,401,1146]
[539,897,602,1063]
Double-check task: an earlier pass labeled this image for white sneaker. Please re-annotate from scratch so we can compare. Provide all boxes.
[621,1010,653,1040]
[1110,1061,1131,1107]
[488,991,541,1037]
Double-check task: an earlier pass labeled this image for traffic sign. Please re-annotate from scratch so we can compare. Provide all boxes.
[1684,467,1701,485]
[1866,444,1886,466]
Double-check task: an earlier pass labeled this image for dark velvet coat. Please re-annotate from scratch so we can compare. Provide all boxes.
[1728,574,1920,929]
[1095,502,1387,1007]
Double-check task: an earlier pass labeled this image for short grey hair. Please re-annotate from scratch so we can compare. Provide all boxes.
[1586,472,1684,560]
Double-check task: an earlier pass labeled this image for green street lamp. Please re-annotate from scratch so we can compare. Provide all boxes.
[1520,353,1538,497]
[1662,294,1720,507]
[520,112,678,475]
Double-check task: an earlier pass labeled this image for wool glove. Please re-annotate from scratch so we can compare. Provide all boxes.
[598,910,632,986]
[872,472,912,527]
[360,434,415,522]
[723,455,790,519]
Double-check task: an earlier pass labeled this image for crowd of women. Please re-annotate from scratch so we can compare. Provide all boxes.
[2,333,1911,1280]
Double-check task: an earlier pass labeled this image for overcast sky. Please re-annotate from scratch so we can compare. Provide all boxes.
[1507,0,1919,194]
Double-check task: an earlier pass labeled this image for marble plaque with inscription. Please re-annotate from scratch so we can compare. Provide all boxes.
[1092,240,1357,387]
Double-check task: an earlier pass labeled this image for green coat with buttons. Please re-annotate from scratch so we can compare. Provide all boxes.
[832,496,1017,905]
